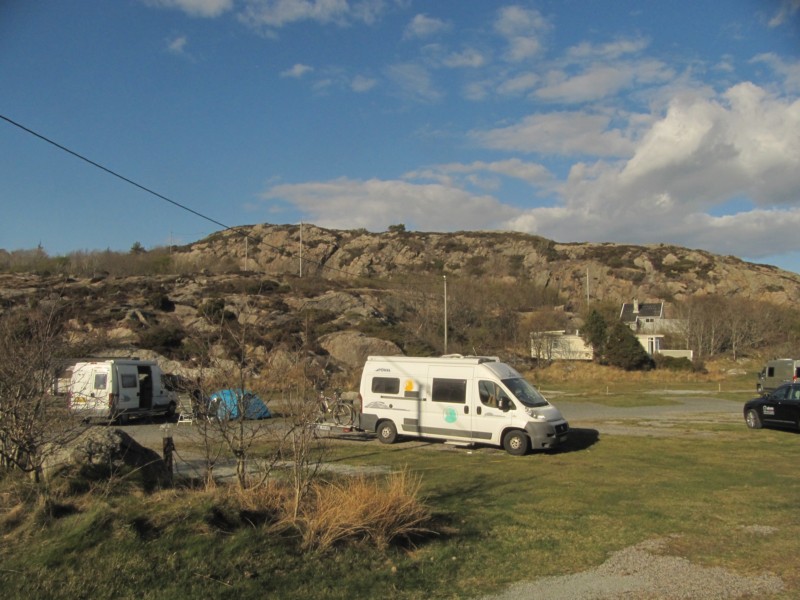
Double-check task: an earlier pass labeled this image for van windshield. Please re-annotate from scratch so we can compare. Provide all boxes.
[502,378,548,407]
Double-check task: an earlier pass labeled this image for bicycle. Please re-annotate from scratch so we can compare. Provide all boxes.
[317,389,354,426]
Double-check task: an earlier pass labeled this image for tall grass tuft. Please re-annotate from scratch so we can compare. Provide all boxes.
[297,470,433,552]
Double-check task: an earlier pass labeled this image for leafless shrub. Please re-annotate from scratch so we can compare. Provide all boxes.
[0,304,85,485]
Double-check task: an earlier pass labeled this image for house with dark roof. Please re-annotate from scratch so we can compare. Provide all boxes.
[618,299,693,359]
[619,299,666,357]
[620,299,664,333]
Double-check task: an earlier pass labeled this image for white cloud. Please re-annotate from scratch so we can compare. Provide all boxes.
[493,5,550,62]
[404,13,449,39]
[143,0,233,17]
[534,59,674,104]
[385,63,442,102]
[258,80,800,259]
[239,0,386,29]
[281,63,314,78]
[351,74,377,92]
[497,72,538,95]
[167,35,190,56]
[441,48,487,69]
[751,53,800,92]
[536,66,636,103]
[406,159,553,188]
[501,82,800,258]
[473,111,638,157]
[620,83,800,207]
[565,38,649,61]
[768,0,800,27]
[261,177,518,231]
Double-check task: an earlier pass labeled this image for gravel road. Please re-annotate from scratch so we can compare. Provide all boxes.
[481,537,784,600]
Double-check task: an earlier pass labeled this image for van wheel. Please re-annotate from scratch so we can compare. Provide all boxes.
[376,420,398,444]
[166,401,177,420]
[503,430,529,456]
[745,409,762,429]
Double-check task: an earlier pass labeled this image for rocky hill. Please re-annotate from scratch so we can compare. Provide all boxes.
[176,223,800,306]
[1,223,798,385]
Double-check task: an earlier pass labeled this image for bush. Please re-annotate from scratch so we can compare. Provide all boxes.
[297,471,431,552]
[137,323,186,356]
[654,355,694,371]
[146,291,175,312]
[199,298,236,323]
[605,322,654,371]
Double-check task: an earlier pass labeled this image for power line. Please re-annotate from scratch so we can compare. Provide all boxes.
[1,114,229,232]
[0,113,368,280]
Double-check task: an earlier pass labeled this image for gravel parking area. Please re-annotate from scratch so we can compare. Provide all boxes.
[481,537,784,600]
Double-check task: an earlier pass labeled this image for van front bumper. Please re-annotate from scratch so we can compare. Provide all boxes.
[525,420,569,449]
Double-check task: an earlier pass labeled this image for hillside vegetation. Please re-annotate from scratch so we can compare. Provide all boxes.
[1,224,798,384]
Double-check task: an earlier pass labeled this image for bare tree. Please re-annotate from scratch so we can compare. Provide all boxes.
[0,304,84,484]
[179,290,329,493]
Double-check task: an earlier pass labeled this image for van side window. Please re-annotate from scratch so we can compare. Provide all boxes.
[432,378,466,404]
[768,367,775,377]
[94,373,108,390]
[372,377,400,394]
[479,380,499,407]
[121,374,138,388]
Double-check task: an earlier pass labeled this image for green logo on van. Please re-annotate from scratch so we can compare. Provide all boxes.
[444,407,458,423]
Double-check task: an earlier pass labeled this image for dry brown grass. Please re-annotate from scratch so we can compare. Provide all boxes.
[206,470,433,552]
[528,357,752,385]
[295,470,433,552]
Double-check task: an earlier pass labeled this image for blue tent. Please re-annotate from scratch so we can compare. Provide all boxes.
[208,389,272,420]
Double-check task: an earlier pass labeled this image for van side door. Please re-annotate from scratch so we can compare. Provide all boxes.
[423,366,473,440]
[472,379,514,445]
[137,365,154,409]
[115,364,141,413]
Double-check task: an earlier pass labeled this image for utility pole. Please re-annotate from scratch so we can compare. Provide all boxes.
[443,275,448,354]
[586,267,590,306]
[300,221,303,277]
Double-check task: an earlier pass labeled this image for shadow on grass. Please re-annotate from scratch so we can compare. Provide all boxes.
[324,429,601,461]
[324,440,442,464]
[548,427,600,454]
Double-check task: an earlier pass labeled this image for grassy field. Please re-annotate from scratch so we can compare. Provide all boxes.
[1,372,797,599]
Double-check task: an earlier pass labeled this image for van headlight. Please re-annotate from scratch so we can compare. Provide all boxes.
[524,407,546,420]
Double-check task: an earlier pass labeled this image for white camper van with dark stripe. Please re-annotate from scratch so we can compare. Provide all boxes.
[358,355,568,455]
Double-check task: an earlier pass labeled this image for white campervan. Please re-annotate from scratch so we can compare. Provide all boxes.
[68,359,177,422]
[358,355,568,455]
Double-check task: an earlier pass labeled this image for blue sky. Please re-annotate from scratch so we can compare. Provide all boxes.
[2,0,799,273]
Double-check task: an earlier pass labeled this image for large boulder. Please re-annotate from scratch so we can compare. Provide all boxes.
[44,427,171,490]
[318,330,402,368]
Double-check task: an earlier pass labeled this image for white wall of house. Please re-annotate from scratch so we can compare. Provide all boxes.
[531,331,593,361]
[659,349,694,360]
[635,334,663,356]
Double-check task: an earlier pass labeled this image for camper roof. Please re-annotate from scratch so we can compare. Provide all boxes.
[366,355,500,365]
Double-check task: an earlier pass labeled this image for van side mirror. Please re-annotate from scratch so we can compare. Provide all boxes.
[499,398,509,411]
